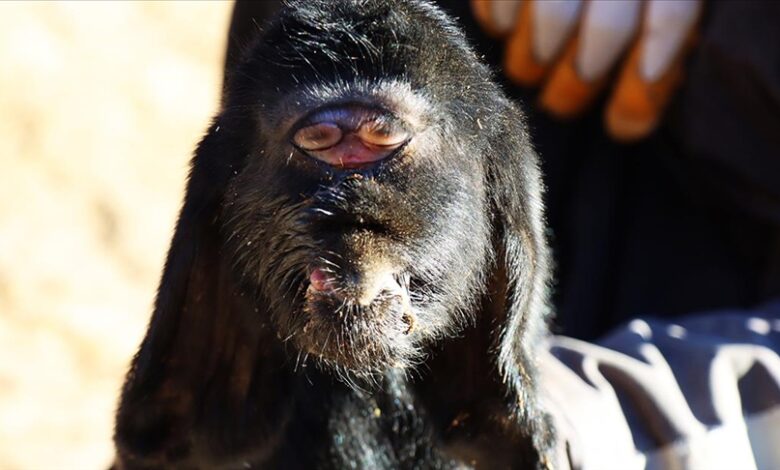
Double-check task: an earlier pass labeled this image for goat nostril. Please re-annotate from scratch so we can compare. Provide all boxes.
[293,122,343,151]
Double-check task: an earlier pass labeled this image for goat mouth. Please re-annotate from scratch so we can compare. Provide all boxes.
[302,266,414,332]
[292,265,418,372]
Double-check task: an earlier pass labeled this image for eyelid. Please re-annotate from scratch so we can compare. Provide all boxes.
[290,104,409,138]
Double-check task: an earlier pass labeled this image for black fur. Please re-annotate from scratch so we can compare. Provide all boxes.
[114,1,554,468]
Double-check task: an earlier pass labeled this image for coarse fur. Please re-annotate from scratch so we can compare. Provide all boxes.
[114,0,554,468]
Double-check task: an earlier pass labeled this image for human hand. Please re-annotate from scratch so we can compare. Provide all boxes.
[472,0,703,142]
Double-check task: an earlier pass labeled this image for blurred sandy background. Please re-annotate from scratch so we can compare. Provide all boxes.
[0,2,232,468]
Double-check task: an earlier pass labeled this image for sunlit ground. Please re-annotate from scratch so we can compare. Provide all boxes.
[0,2,232,467]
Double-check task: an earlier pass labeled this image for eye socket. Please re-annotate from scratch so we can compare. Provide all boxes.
[293,122,343,151]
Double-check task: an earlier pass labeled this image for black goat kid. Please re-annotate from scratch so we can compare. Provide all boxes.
[114,1,554,468]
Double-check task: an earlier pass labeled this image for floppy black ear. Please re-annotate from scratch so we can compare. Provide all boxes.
[486,102,555,460]
[114,115,258,464]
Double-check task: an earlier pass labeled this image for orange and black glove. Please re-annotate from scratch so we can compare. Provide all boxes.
[472,0,703,142]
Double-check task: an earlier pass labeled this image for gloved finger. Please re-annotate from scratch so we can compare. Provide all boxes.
[605,0,703,142]
[470,0,522,39]
[504,0,583,87]
[540,0,643,119]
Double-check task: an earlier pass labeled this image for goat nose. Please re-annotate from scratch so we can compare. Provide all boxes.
[292,106,409,169]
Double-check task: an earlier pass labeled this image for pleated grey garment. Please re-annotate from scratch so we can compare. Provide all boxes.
[543,300,780,470]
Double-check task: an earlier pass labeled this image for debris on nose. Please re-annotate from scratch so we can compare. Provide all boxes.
[401,313,415,335]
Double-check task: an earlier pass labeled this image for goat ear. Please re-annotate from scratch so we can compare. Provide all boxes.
[114,116,253,463]
[486,103,555,459]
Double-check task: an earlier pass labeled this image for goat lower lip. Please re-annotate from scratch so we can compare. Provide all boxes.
[305,266,412,316]
[309,267,334,293]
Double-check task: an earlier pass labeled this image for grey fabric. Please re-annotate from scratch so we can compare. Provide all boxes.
[542,301,780,470]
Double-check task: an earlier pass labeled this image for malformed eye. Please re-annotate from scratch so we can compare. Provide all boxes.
[357,122,409,148]
[289,107,412,168]
[293,122,343,151]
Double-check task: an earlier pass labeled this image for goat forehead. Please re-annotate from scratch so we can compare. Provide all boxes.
[282,0,447,37]
[257,0,470,79]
